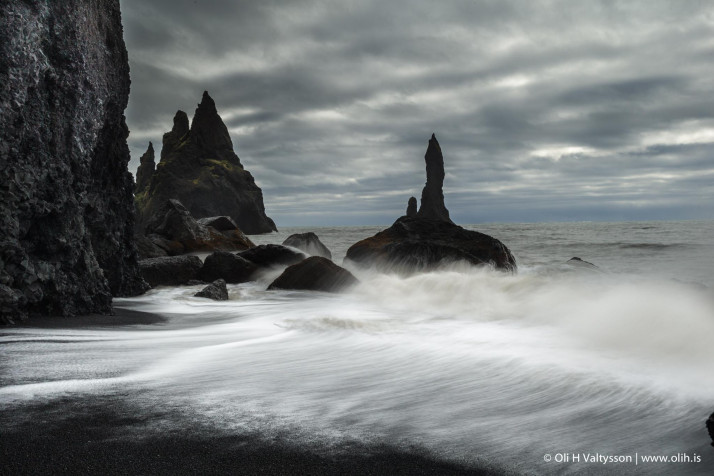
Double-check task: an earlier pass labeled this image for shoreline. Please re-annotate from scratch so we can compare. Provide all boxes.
[9,308,167,329]
[1,397,506,476]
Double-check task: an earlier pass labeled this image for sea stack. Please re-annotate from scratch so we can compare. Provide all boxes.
[135,91,277,234]
[0,0,148,323]
[406,197,417,217]
[134,142,155,194]
[417,134,453,223]
[344,134,516,273]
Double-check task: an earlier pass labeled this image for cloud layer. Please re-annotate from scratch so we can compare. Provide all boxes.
[120,0,714,226]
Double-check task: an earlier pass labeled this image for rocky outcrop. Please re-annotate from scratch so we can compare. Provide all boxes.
[135,91,277,234]
[406,197,417,217]
[1,1,147,323]
[344,135,516,273]
[139,255,202,287]
[268,257,358,293]
[198,251,258,284]
[195,279,229,301]
[134,142,155,195]
[416,134,452,223]
[141,199,254,257]
[283,232,332,260]
[238,245,305,268]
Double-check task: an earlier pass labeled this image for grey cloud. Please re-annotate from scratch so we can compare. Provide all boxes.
[120,0,714,226]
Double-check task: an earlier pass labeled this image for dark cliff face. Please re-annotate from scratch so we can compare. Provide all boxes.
[0,0,147,323]
[416,134,453,224]
[135,91,277,235]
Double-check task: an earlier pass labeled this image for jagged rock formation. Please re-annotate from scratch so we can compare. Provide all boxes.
[345,134,516,273]
[135,91,277,234]
[0,0,147,323]
[141,199,254,256]
[282,232,332,260]
[416,134,453,223]
[268,257,358,293]
[406,197,417,217]
[134,142,155,194]
[195,279,229,301]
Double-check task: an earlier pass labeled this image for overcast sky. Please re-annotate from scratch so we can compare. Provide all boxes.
[120,0,714,227]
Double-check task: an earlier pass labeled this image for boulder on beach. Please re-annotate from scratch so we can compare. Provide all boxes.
[198,251,258,284]
[345,134,516,273]
[268,257,358,293]
[135,91,277,234]
[140,199,254,257]
[238,244,306,267]
[197,216,239,232]
[195,279,229,301]
[282,233,332,260]
[139,255,203,287]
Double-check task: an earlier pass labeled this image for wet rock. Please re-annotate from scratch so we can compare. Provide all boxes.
[198,251,258,284]
[143,199,254,254]
[707,412,714,447]
[197,216,239,232]
[135,91,277,234]
[195,279,229,301]
[268,257,358,293]
[566,257,600,270]
[282,233,332,260]
[1,0,148,322]
[135,234,168,259]
[345,135,516,274]
[139,255,202,287]
[406,197,417,217]
[238,244,305,268]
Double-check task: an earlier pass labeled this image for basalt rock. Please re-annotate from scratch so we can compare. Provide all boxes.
[282,233,332,260]
[1,0,148,323]
[345,134,516,274]
[135,91,277,234]
[416,134,452,223]
[406,197,417,217]
[134,142,155,195]
[139,255,202,288]
[195,279,229,301]
[142,199,254,256]
[268,257,358,293]
[198,251,258,284]
[238,244,305,268]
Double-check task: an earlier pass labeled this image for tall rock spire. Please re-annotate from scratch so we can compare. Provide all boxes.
[134,142,155,194]
[416,133,453,223]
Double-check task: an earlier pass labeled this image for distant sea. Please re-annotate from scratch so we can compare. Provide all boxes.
[2,220,714,474]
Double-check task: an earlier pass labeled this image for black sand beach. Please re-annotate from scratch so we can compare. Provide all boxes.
[1,309,506,476]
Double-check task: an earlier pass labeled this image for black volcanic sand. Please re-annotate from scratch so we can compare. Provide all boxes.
[1,309,511,476]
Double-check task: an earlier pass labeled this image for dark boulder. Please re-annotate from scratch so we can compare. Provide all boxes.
[238,244,306,267]
[135,234,168,259]
[198,251,258,284]
[345,216,516,273]
[566,257,600,270]
[135,91,277,234]
[1,0,147,323]
[134,142,155,195]
[197,216,239,232]
[406,197,417,217]
[344,134,516,274]
[282,233,332,260]
[139,255,202,287]
[268,257,358,293]
[707,413,714,447]
[195,279,229,301]
[143,199,254,254]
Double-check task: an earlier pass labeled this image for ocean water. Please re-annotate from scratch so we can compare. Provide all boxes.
[2,220,714,474]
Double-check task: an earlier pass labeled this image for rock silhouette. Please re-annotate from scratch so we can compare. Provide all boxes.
[135,91,277,234]
[406,197,418,217]
[134,142,155,195]
[345,134,516,273]
[1,0,147,323]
